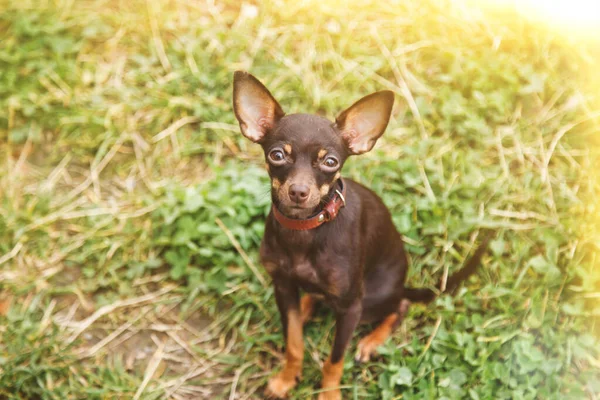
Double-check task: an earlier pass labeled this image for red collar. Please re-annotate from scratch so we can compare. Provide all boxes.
[272,179,347,231]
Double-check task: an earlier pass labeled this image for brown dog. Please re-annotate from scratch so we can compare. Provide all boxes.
[232,71,493,400]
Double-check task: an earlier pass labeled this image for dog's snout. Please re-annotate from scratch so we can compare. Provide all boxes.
[288,184,310,203]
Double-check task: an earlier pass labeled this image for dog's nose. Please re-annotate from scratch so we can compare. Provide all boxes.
[288,184,310,203]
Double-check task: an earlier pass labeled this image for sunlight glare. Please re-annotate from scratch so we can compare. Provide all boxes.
[505,0,600,30]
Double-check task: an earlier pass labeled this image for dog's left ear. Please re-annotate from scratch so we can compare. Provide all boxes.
[335,91,394,155]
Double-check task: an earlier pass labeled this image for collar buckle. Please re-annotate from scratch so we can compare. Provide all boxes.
[335,189,346,207]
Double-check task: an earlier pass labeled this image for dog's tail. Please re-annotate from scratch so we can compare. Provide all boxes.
[404,229,496,304]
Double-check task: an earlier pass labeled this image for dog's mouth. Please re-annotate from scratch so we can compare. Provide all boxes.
[270,179,328,218]
[278,199,319,210]
[275,196,322,218]
[290,204,311,210]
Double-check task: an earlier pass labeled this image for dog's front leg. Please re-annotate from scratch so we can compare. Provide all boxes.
[319,300,362,400]
[265,280,303,399]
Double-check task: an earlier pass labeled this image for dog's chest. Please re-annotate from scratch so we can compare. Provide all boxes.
[291,257,319,284]
[290,256,351,304]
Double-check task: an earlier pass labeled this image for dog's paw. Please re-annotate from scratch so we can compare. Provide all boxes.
[354,334,382,363]
[317,388,342,400]
[264,372,298,399]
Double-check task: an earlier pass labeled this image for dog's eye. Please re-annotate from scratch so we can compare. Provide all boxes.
[324,158,337,167]
[321,156,339,171]
[268,149,286,165]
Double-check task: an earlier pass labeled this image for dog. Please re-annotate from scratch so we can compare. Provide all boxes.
[232,71,493,400]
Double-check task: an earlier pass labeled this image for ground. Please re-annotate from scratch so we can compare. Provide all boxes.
[0,0,599,399]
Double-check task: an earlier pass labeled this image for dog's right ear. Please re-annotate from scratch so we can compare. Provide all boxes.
[233,71,285,143]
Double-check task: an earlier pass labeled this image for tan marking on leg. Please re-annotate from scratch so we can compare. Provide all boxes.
[318,149,327,158]
[272,178,281,190]
[284,144,292,155]
[318,357,344,400]
[263,262,277,276]
[265,309,304,398]
[327,282,340,297]
[355,313,398,363]
[320,184,330,197]
[300,295,316,324]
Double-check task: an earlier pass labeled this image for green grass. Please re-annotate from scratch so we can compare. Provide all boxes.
[1,0,599,398]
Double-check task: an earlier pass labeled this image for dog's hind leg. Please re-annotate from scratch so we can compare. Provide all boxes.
[355,298,410,363]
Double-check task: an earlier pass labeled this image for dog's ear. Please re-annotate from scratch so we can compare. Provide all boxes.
[233,71,285,143]
[335,91,394,154]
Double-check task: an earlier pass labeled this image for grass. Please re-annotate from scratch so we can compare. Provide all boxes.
[1,0,599,398]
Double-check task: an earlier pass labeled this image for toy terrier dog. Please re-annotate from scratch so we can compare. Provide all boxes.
[232,71,492,400]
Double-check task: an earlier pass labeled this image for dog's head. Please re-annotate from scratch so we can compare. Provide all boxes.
[233,71,394,218]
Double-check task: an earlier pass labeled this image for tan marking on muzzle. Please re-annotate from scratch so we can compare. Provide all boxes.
[272,178,281,190]
[277,172,321,217]
[320,184,330,197]
[334,172,341,181]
